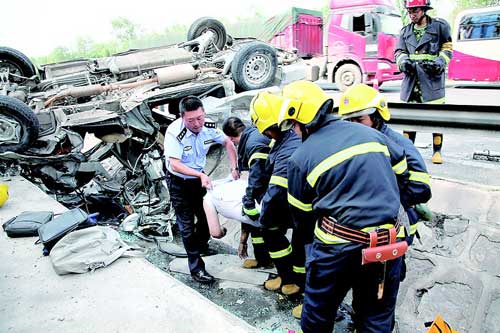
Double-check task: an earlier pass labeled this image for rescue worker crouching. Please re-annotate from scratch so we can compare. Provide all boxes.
[250,92,305,296]
[222,117,273,269]
[278,81,412,333]
[395,0,452,164]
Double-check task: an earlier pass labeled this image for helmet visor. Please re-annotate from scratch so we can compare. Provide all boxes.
[340,107,377,120]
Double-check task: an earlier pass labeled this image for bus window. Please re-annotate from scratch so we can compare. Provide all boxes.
[449,6,500,83]
[458,11,500,40]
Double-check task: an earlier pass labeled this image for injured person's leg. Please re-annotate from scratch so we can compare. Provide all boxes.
[203,197,227,239]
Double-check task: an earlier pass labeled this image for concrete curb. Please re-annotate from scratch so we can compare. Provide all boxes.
[0,176,257,333]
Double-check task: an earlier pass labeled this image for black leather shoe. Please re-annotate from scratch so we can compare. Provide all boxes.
[191,270,215,284]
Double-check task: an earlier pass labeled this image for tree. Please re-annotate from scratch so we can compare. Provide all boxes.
[75,36,95,58]
[111,17,138,44]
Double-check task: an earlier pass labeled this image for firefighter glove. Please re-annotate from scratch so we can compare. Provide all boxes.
[400,58,416,74]
[242,204,260,221]
[422,58,445,74]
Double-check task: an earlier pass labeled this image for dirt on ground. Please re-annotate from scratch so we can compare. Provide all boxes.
[121,229,353,333]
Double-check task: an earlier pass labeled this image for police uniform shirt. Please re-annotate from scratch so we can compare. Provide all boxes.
[164,117,225,179]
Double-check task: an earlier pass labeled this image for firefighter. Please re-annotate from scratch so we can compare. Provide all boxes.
[338,83,432,246]
[250,92,305,296]
[222,117,273,269]
[395,0,453,164]
[277,81,411,333]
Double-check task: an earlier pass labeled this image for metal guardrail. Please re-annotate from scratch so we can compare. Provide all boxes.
[386,102,500,130]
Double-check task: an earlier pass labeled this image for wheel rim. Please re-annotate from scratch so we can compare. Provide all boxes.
[243,53,271,85]
[0,60,23,77]
[341,71,356,87]
[202,28,219,46]
[0,114,21,144]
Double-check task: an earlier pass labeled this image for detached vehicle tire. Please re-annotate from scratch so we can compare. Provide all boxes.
[187,17,227,51]
[231,42,277,91]
[0,95,39,153]
[0,47,36,84]
[335,63,362,92]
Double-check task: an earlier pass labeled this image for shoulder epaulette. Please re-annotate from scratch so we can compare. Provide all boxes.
[204,121,216,129]
[176,128,187,142]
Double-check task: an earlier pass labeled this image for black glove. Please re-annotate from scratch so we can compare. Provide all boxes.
[422,58,445,75]
[400,58,416,75]
[242,204,260,221]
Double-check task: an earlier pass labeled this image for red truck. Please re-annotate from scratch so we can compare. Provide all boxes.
[266,0,404,90]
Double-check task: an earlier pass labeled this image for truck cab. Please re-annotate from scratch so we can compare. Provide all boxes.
[267,0,404,90]
[326,0,404,90]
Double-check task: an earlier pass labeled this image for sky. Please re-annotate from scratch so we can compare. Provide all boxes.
[2,0,327,57]
[2,0,457,57]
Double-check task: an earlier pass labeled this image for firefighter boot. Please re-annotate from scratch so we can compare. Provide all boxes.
[264,276,282,291]
[281,283,301,295]
[403,130,416,143]
[292,304,303,319]
[243,259,259,269]
[432,133,443,164]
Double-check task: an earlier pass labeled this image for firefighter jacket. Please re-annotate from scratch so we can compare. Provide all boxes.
[287,115,411,244]
[260,129,301,228]
[237,126,272,209]
[395,16,453,103]
[380,124,431,208]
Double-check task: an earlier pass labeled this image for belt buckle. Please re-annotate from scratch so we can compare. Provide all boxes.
[327,216,337,234]
[321,216,337,235]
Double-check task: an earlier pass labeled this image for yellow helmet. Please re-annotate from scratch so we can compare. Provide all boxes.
[0,183,9,208]
[250,92,300,133]
[338,84,390,121]
[278,80,333,129]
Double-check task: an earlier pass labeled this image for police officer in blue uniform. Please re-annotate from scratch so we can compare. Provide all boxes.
[338,84,432,246]
[222,117,273,269]
[164,96,239,283]
[250,92,305,296]
[277,81,411,333]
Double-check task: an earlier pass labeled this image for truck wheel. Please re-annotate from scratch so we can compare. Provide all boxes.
[335,64,362,92]
[0,95,39,153]
[0,47,36,84]
[231,42,277,91]
[187,17,227,51]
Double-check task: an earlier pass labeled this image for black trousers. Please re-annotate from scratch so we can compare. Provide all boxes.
[166,172,209,274]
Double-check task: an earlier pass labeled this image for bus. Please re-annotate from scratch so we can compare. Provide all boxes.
[448,6,500,82]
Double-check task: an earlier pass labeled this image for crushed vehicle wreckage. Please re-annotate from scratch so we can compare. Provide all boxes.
[0,17,305,240]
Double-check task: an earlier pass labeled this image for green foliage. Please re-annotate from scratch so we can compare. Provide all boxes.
[111,17,139,43]
[33,14,270,65]
[451,0,500,19]
[396,0,500,27]
[32,1,499,65]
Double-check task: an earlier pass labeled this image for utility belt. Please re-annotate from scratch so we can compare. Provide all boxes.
[167,171,202,183]
[319,216,408,265]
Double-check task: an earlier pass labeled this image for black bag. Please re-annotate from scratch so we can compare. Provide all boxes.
[37,208,89,256]
[2,211,54,238]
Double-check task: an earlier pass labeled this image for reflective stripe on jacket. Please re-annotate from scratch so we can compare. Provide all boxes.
[237,126,272,207]
[395,16,453,102]
[287,116,410,244]
[260,130,301,228]
[380,124,432,208]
